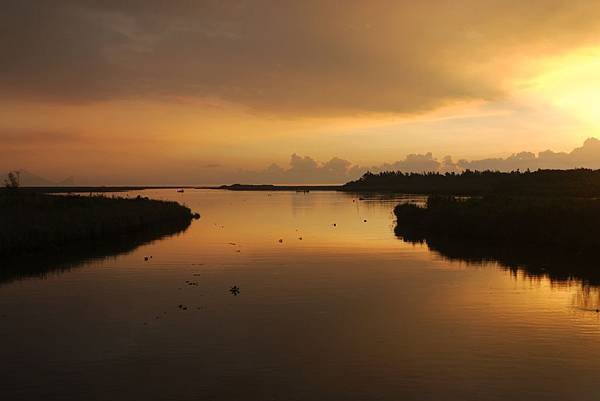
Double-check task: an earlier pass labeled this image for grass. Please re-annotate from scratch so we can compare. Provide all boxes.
[394,195,600,254]
[0,191,198,256]
[394,195,600,284]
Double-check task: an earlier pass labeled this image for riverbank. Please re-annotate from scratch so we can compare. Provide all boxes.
[217,184,341,191]
[17,186,199,194]
[0,191,199,256]
[345,169,600,196]
[394,195,600,254]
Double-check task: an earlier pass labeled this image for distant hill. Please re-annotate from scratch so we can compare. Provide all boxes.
[4,170,75,187]
[56,176,76,186]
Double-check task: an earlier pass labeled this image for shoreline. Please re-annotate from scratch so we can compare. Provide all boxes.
[215,184,342,191]
[394,195,600,255]
[394,195,600,284]
[0,191,199,257]
[6,186,202,194]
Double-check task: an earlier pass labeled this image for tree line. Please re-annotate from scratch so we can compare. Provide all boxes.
[343,168,600,196]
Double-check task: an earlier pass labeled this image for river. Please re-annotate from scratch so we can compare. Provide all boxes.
[1,189,599,401]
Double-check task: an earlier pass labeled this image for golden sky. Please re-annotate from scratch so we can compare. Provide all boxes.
[2,1,600,184]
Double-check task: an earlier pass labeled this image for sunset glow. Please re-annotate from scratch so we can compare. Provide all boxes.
[2,1,600,184]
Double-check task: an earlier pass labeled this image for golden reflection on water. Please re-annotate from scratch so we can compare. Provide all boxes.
[573,286,600,312]
[1,189,600,401]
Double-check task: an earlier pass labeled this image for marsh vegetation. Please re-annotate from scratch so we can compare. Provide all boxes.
[345,168,600,196]
[0,191,197,256]
[394,195,600,282]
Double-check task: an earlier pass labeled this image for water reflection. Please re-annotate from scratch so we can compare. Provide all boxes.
[2,189,600,401]
[0,218,191,285]
[573,286,600,312]
[394,225,600,311]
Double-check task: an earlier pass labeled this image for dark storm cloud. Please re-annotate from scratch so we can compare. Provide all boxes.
[3,1,600,114]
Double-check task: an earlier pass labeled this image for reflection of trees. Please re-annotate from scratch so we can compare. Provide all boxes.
[397,228,600,312]
[0,219,191,285]
[573,286,600,312]
[395,228,600,288]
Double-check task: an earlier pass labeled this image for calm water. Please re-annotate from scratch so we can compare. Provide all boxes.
[1,189,600,401]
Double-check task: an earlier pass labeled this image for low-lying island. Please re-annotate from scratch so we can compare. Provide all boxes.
[394,195,600,283]
[0,191,199,256]
[394,195,600,252]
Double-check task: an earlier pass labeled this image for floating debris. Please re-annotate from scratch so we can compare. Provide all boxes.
[230,285,240,296]
[298,237,303,240]
[144,257,149,261]
[333,223,336,227]
[278,239,283,243]
[363,219,367,222]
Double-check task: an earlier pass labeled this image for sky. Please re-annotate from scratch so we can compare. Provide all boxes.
[2,1,600,185]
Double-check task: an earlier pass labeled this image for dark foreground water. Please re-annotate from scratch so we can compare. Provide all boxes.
[1,189,599,401]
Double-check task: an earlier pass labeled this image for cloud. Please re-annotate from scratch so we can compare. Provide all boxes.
[0,130,82,145]
[6,138,600,185]
[225,138,600,184]
[231,154,358,184]
[372,153,441,174]
[457,138,600,171]
[3,1,600,114]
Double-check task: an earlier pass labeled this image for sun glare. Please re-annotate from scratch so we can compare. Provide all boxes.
[532,48,600,128]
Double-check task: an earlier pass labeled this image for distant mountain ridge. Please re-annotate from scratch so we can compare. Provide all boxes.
[4,170,75,187]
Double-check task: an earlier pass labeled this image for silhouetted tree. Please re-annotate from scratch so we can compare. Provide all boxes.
[4,171,20,189]
[343,168,600,196]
